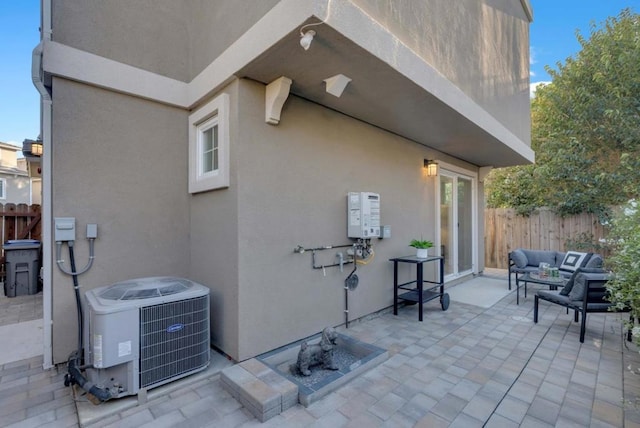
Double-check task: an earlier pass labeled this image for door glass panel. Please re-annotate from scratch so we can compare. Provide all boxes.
[457,177,473,273]
[440,176,454,276]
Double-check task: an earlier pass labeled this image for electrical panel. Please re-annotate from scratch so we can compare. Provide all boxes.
[54,217,76,242]
[348,192,380,238]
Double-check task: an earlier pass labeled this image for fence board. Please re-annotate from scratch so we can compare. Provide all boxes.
[484,208,609,269]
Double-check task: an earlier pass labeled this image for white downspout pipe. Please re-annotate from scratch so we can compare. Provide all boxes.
[32,0,53,370]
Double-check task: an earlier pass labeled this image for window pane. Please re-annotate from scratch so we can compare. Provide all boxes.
[201,123,219,173]
[203,151,213,173]
[212,125,219,170]
[203,128,213,152]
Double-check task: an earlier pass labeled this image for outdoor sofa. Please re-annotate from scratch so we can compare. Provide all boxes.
[507,249,604,291]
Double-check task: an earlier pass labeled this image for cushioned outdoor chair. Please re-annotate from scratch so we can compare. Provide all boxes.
[533,270,630,343]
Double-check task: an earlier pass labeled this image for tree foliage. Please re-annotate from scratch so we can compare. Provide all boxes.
[486,9,640,217]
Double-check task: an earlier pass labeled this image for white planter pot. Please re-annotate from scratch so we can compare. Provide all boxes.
[416,248,429,258]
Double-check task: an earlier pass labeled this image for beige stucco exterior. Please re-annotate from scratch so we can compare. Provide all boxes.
[38,0,533,364]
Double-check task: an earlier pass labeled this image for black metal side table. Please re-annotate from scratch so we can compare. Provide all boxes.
[390,255,448,321]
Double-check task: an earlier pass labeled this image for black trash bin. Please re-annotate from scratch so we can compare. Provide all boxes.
[3,239,41,297]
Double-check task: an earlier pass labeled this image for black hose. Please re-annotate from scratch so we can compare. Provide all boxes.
[68,244,83,354]
[64,244,114,402]
[67,354,112,402]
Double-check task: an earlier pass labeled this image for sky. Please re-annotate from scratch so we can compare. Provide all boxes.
[0,1,639,147]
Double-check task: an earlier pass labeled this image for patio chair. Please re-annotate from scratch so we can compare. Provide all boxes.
[533,271,630,343]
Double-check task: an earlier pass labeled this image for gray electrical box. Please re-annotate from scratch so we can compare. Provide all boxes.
[54,217,76,242]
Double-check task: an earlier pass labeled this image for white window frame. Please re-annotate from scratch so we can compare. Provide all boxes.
[189,93,230,193]
[0,178,6,199]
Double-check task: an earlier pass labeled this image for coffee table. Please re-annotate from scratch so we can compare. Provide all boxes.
[516,272,567,305]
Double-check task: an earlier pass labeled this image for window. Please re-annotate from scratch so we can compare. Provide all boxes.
[0,179,5,199]
[199,116,219,176]
[189,93,229,193]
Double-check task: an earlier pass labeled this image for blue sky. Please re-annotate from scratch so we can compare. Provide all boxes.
[0,1,638,146]
[529,0,640,96]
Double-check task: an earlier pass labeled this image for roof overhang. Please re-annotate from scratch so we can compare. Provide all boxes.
[235,0,534,167]
[40,0,534,167]
[238,19,534,168]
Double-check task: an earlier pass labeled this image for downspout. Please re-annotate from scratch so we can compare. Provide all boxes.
[32,0,53,370]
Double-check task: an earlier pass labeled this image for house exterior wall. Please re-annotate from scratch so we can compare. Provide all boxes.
[43,0,531,363]
[189,81,242,359]
[50,78,190,363]
[52,0,280,82]
[0,146,31,205]
[187,0,281,80]
[0,175,31,205]
[230,79,479,360]
[352,0,531,145]
[52,0,191,81]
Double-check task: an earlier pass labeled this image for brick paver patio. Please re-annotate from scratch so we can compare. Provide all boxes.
[1,270,640,427]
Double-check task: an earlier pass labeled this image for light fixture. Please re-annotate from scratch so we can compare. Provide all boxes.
[31,141,43,156]
[298,21,324,51]
[299,30,315,50]
[424,159,438,177]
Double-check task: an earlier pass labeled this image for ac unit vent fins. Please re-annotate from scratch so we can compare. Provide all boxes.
[139,296,210,388]
[100,277,193,300]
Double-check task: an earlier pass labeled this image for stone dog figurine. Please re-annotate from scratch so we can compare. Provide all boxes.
[295,327,339,376]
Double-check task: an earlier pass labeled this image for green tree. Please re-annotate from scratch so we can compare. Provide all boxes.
[486,9,640,217]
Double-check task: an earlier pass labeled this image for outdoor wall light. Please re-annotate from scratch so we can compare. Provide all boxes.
[300,30,316,50]
[299,21,323,51]
[31,141,43,156]
[424,159,438,177]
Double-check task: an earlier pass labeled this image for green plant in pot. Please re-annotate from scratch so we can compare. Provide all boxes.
[410,239,433,258]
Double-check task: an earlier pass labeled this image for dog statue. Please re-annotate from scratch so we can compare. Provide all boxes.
[295,327,339,376]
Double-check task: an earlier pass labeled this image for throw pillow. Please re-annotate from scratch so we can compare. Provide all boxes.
[559,251,589,273]
[568,269,608,301]
[559,267,605,296]
[585,254,604,269]
[559,269,581,296]
[510,249,528,268]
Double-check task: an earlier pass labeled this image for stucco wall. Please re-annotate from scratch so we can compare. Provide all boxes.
[52,0,191,81]
[50,78,190,363]
[52,0,280,82]
[230,79,479,360]
[353,0,531,145]
[188,0,280,80]
[189,81,242,360]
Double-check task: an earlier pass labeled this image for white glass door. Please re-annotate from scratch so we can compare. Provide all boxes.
[439,171,475,279]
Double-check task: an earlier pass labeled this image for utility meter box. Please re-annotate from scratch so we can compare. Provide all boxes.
[348,192,380,238]
[3,239,41,297]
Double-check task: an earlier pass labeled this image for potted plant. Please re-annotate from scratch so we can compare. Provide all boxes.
[410,238,434,258]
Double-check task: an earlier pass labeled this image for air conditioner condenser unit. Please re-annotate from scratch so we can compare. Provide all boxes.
[83,277,210,399]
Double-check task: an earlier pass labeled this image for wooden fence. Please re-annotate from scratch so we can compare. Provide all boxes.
[485,208,608,269]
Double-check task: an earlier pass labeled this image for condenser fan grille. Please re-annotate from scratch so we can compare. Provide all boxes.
[139,296,210,388]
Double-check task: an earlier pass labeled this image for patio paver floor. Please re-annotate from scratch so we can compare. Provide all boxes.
[1,270,640,427]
